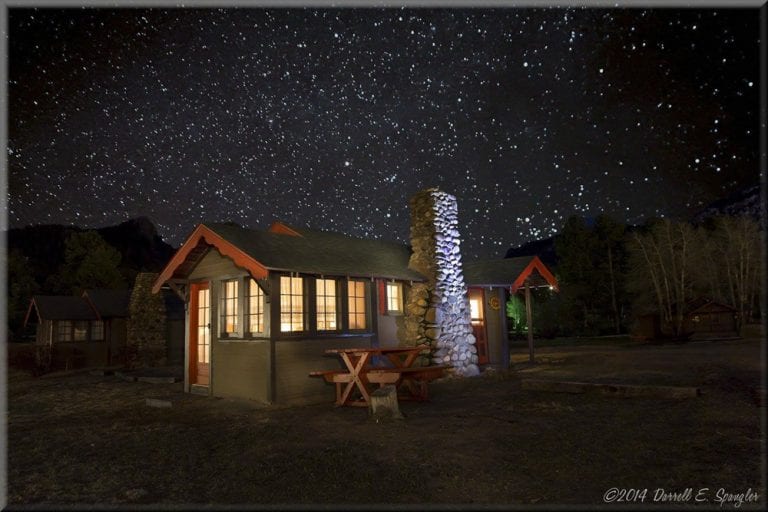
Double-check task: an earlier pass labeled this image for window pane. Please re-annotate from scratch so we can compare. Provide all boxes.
[280,276,304,332]
[73,321,88,341]
[248,278,264,333]
[91,321,104,340]
[316,278,337,331]
[57,321,72,342]
[220,279,239,334]
[386,282,403,313]
[348,280,367,330]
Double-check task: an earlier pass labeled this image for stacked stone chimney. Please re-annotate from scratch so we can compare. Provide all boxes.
[126,272,168,367]
[404,188,479,377]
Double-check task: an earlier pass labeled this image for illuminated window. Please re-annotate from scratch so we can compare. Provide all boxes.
[470,299,481,320]
[316,278,338,331]
[220,279,239,335]
[280,276,304,332]
[73,321,88,341]
[91,320,104,340]
[56,321,72,342]
[248,279,265,334]
[348,280,367,330]
[386,282,403,314]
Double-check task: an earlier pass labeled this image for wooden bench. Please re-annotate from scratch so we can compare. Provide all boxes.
[309,369,355,404]
[366,365,450,401]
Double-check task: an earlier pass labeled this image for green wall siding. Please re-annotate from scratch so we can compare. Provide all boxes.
[188,248,245,280]
[274,335,374,405]
[211,340,270,402]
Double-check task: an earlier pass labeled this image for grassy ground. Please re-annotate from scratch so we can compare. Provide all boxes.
[5,337,765,508]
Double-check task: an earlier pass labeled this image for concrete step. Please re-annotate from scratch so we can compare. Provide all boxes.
[190,384,209,396]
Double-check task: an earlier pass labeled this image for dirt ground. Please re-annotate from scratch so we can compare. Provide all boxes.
[5,337,766,508]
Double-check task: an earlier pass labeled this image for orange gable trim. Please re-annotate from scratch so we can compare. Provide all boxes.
[23,298,38,328]
[511,256,559,294]
[268,221,303,237]
[152,224,269,294]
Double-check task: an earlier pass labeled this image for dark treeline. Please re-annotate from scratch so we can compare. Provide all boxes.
[510,213,764,339]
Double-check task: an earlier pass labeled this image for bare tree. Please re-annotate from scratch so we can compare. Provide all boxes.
[628,219,697,337]
[710,215,763,329]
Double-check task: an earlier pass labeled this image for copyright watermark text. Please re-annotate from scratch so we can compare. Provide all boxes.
[603,487,760,508]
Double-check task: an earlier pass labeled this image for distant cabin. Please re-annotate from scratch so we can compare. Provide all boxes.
[684,298,738,340]
[24,290,130,369]
[24,288,185,370]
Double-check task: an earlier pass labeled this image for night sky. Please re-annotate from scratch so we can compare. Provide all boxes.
[7,6,761,260]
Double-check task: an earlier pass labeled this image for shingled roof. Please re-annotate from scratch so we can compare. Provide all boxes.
[82,289,131,318]
[463,256,559,292]
[154,222,425,291]
[26,295,99,323]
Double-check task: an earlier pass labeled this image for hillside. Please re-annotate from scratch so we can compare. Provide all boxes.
[6,217,176,289]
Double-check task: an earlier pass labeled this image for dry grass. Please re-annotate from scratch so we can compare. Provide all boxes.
[6,337,765,508]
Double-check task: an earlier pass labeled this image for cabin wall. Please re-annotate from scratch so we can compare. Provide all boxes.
[188,249,245,281]
[35,320,52,344]
[376,314,400,348]
[274,335,375,405]
[212,340,271,402]
[483,288,508,367]
[108,318,128,365]
[52,341,108,369]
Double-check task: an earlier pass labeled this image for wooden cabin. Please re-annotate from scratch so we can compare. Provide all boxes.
[463,256,559,368]
[684,298,738,340]
[151,221,425,405]
[24,289,131,369]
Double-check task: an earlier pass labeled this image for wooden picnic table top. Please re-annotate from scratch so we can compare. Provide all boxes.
[324,344,430,355]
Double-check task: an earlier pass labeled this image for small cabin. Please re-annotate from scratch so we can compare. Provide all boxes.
[152,221,424,405]
[684,298,738,340]
[24,290,130,369]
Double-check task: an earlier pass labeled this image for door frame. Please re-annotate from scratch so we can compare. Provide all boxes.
[468,287,490,365]
[189,281,211,386]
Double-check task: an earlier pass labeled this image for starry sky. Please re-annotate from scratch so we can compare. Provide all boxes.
[7,6,762,260]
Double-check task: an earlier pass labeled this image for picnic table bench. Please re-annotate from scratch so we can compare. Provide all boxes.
[366,365,450,401]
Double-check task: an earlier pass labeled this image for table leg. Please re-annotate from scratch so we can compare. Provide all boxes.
[337,352,372,406]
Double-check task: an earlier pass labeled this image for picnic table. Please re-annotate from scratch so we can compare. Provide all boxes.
[309,345,449,407]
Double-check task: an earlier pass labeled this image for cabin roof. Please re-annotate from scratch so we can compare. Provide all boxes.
[686,297,737,315]
[82,289,131,318]
[207,222,425,281]
[153,221,425,292]
[463,256,559,293]
[26,295,99,322]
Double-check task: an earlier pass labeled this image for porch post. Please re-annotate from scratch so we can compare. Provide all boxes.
[525,283,534,363]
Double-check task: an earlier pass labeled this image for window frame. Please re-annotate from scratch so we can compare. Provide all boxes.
[347,279,368,331]
[73,320,89,341]
[91,320,105,341]
[220,278,241,337]
[279,275,305,333]
[247,278,266,335]
[315,278,340,332]
[385,281,404,315]
[56,320,73,342]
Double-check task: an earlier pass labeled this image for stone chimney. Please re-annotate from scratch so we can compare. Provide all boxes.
[126,272,168,367]
[404,188,479,377]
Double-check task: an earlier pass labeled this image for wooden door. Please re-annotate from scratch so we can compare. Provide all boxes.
[469,288,489,365]
[190,283,211,386]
